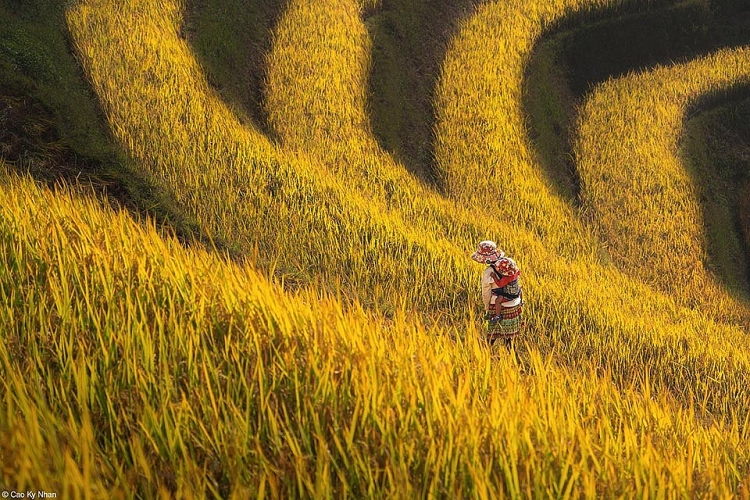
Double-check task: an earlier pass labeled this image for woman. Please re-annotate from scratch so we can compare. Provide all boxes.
[471,240,524,347]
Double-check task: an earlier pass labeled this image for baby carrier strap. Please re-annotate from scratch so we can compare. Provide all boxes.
[492,278,521,300]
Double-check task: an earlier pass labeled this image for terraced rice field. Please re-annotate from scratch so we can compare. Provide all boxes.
[1,0,750,496]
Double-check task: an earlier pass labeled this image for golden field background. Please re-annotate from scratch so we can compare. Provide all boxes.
[1,0,750,496]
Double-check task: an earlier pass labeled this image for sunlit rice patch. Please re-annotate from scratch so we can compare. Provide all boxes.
[0,167,747,495]
[575,48,750,313]
[35,0,750,493]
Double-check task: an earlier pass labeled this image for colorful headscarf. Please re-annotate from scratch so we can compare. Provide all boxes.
[493,257,519,276]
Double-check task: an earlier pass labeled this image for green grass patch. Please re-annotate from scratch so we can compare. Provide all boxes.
[682,95,750,297]
[365,1,475,185]
[523,36,581,204]
[0,0,113,159]
[559,1,717,95]
[184,0,287,136]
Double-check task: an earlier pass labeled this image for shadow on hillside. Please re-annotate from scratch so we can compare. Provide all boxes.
[523,0,750,205]
[522,0,750,297]
[683,87,750,298]
[364,0,479,190]
[183,0,289,140]
[0,0,216,255]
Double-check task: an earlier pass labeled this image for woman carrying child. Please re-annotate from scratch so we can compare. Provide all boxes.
[471,240,524,347]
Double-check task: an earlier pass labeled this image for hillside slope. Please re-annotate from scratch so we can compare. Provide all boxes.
[1,0,749,496]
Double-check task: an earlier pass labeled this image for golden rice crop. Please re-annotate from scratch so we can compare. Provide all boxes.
[575,48,750,316]
[67,0,492,321]
[66,0,750,419]
[429,0,750,409]
[1,167,748,496]
[2,0,749,494]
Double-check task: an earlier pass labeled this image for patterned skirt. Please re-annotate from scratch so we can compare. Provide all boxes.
[487,303,523,340]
